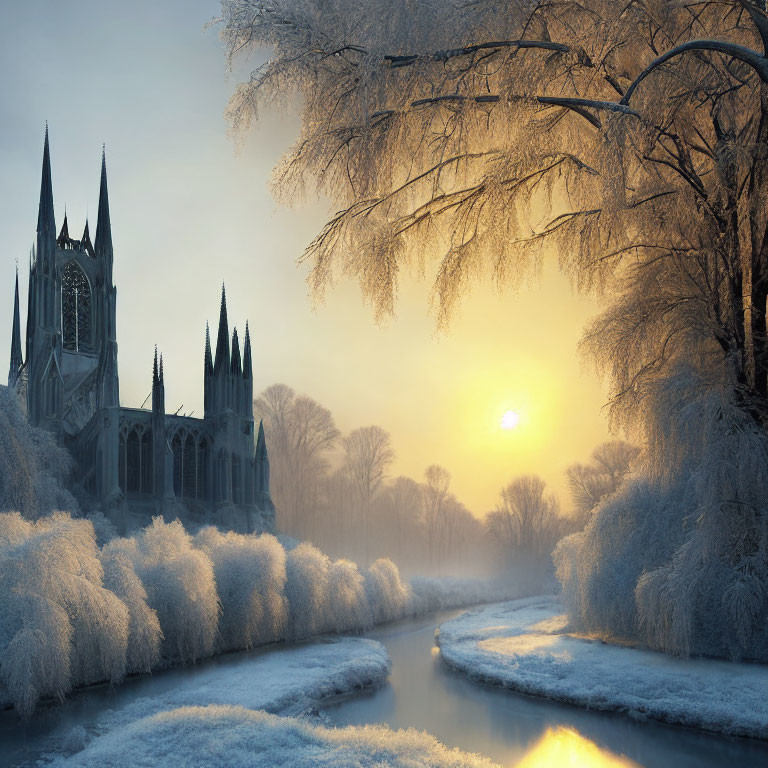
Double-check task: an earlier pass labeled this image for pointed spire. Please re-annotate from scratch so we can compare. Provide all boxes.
[256,420,267,458]
[204,321,213,375]
[37,125,55,240]
[153,346,159,384]
[95,145,113,258]
[82,218,94,257]
[214,284,230,375]
[159,353,164,383]
[57,209,69,245]
[243,321,252,379]
[8,266,23,386]
[231,328,242,375]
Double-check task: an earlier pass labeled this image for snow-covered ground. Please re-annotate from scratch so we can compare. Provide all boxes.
[42,636,503,768]
[37,638,390,764]
[50,706,500,768]
[436,597,768,739]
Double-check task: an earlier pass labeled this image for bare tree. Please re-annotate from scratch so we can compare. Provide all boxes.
[566,440,640,520]
[422,464,451,569]
[343,426,395,563]
[254,384,340,536]
[487,475,561,562]
[223,0,768,433]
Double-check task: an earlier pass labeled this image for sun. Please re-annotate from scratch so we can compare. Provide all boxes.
[501,410,521,430]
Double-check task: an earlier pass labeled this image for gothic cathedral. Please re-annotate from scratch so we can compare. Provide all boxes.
[7,128,275,534]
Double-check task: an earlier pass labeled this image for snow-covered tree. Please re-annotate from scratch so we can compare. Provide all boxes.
[116,518,220,664]
[0,386,77,519]
[223,0,768,425]
[327,557,372,632]
[222,0,768,659]
[100,543,162,674]
[0,513,129,717]
[365,557,413,624]
[284,541,332,639]
[195,527,288,650]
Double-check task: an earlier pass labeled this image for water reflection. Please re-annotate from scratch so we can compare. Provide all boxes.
[516,727,640,768]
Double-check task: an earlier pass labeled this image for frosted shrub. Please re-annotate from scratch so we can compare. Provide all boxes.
[123,518,219,664]
[365,558,412,624]
[0,512,129,717]
[555,368,768,660]
[100,543,162,674]
[327,558,372,633]
[554,476,685,639]
[285,542,331,639]
[0,386,77,519]
[194,528,288,651]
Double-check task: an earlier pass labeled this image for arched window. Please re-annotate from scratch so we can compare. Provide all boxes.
[183,434,197,499]
[197,438,209,500]
[61,261,92,351]
[119,432,127,492]
[140,429,153,495]
[126,429,141,493]
[232,455,241,504]
[172,433,184,497]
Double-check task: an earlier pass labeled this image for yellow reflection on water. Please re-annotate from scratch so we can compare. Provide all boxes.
[515,728,642,768]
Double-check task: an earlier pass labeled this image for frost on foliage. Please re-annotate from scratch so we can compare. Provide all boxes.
[122,518,219,664]
[0,512,129,718]
[555,367,768,660]
[0,386,77,519]
[195,528,288,651]
[100,543,162,674]
[365,558,412,624]
[285,542,332,639]
[327,558,372,633]
[53,705,500,768]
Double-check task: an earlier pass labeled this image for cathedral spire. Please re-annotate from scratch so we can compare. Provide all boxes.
[153,346,159,385]
[204,321,213,376]
[82,218,94,257]
[37,125,55,241]
[57,209,69,245]
[8,266,23,387]
[214,284,230,375]
[231,328,242,375]
[243,321,252,379]
[95,146,113,259]
[256,420,267,457]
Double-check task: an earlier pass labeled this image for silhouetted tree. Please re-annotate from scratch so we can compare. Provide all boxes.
[487,475,561,564]
[343,426,395,563]
[566,440,640,522]
[254,384,340,537]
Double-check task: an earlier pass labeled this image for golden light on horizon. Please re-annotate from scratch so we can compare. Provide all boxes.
[501,410,521,430]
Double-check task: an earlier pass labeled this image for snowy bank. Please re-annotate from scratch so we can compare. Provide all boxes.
[436,597,768,740]
[36,637,390,764]
[89,638,390,735]
[51,705,500,768]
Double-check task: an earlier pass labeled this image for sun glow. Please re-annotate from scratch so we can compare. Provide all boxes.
[501,410,521,430]
[515,727,641,768]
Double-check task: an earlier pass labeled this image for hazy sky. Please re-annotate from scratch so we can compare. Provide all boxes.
[0,0,613,514]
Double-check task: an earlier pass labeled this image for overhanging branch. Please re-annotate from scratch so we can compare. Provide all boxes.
[621,38,768,105]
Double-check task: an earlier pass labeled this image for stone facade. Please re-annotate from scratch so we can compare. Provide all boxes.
[7,128,275,534]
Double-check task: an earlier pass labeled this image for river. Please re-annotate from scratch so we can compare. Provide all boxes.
[322,609,768,768]
[1,608,766,767]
